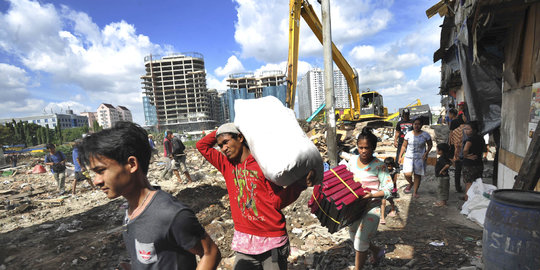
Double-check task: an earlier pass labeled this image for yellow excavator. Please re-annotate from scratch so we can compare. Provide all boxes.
[286,0,389,124]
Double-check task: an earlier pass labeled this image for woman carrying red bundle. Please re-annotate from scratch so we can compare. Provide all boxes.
[347,127,394,269]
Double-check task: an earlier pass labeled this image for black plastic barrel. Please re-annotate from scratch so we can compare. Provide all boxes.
[482,189,540,270]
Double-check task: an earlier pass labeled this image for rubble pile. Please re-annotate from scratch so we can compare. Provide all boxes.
[0,127,488,269]
[300,121,396,162]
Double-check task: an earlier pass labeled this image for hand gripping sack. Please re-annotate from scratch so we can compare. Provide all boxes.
[234,96,324,186]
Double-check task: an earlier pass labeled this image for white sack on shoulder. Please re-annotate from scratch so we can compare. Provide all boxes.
[234,96,324,186]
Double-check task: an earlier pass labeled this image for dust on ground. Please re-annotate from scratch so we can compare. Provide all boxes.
[0,126,491,269]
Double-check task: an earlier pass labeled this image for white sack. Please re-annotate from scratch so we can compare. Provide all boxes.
[234,96,324,186]
[460,178,497,227]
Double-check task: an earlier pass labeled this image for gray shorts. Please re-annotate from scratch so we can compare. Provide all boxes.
[233,241,290,270]
[173,155,188,173]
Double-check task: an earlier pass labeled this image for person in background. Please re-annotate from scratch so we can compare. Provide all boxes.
[44,143,67,195]
[393,109,413,175]
[161,131,182,183]
[434,143,452,207]
[72,140,95,195]
[448,109,465,193]
[347,127,393,269]
[483,133,490,161]
[10,153,18,168]
[148,134,159,159]
[462,121,485,201]
[78,121,221,270]
[399,118,433,198]
[196,123,313,270]
[444,103,455,125]
[380,157,398,225]
[458,102,469,123]
[172,133,193,184]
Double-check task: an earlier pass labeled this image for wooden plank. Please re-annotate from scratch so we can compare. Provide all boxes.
[520,5,535,86]
[5,189,47,200]
[34,198,64,205]
[533,3,540,81]
[513,122,540,190]
[499,148,524,172]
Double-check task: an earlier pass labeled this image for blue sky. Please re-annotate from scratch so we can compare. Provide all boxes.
[0,0,443,125]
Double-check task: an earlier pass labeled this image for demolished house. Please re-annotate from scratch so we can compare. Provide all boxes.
[428,0,540,190]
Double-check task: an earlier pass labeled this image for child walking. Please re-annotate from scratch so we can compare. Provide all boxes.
[434,143,452,206]
[380,157,398,224]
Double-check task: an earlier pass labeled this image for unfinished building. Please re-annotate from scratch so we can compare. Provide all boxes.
[225,70,287,121]
[141,53,216,131]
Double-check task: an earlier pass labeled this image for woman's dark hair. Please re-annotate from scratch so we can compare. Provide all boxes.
[78,121,151,174]
[413,118,423,125]
[357,127,378,150]
[46,143,55,150]
[466,121,479,133]
[384,157,397,167]
[437,143,451,159]
[448,108,458,116]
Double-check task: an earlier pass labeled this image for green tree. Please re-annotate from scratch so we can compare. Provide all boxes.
[92,120,102,132]
[45,124,51,144]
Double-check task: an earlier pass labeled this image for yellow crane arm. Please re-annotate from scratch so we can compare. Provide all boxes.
[384,99,422,121]
[286,0,360,113]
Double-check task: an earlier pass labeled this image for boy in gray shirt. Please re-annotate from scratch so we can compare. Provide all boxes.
[78,121,221,269]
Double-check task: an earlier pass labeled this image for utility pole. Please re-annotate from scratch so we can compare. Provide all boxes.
[321,0,337,167]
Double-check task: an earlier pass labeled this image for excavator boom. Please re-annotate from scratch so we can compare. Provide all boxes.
[286,0,360,116]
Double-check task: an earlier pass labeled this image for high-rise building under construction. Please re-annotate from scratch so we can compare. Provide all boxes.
[141,53,216,131]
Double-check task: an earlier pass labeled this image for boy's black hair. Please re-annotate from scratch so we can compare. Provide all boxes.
[384,157,397,167]
[437,143,451,159]
[448,108,458,116]
[78,121,151,174]
[46,143,55,150]
[357,127,378,150]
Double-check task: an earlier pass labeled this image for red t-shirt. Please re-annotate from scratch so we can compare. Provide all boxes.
[163,138,172,157]
[196,130,306,237]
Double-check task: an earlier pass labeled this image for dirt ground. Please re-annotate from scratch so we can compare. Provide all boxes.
[0,127,491,270]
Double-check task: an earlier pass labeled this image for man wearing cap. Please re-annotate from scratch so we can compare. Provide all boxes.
[394,109,413,170]
[196,123,314,270]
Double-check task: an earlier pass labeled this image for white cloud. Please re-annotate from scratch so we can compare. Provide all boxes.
[44,101,92,115]
[3,99,46,114]
[0,0,169,124]
[0,63,30,103]
[356,67,405,90]
[377,63,440,97]
[233,0,393,63]
[206,73,228,91]
[349,45,425,70]
[215,55,245,77]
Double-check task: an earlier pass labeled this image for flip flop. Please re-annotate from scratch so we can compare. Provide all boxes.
[370,248,385,266]
[379,219,386,225]
[404,185,412,194]
[433,201,447,207]
[388,211,397,217]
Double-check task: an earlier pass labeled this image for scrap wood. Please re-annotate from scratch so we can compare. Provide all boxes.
[0,189,14,195]
[35,198,64,205]
[6,189,47,200]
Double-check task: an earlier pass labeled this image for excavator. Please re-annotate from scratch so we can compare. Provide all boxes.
[286,0,389,124]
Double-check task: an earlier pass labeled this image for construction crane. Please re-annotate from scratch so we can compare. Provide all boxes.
[286,0,389,124]
[384,99,422,121]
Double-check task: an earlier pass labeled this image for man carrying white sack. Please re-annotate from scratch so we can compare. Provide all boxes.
[196,123,314,270]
